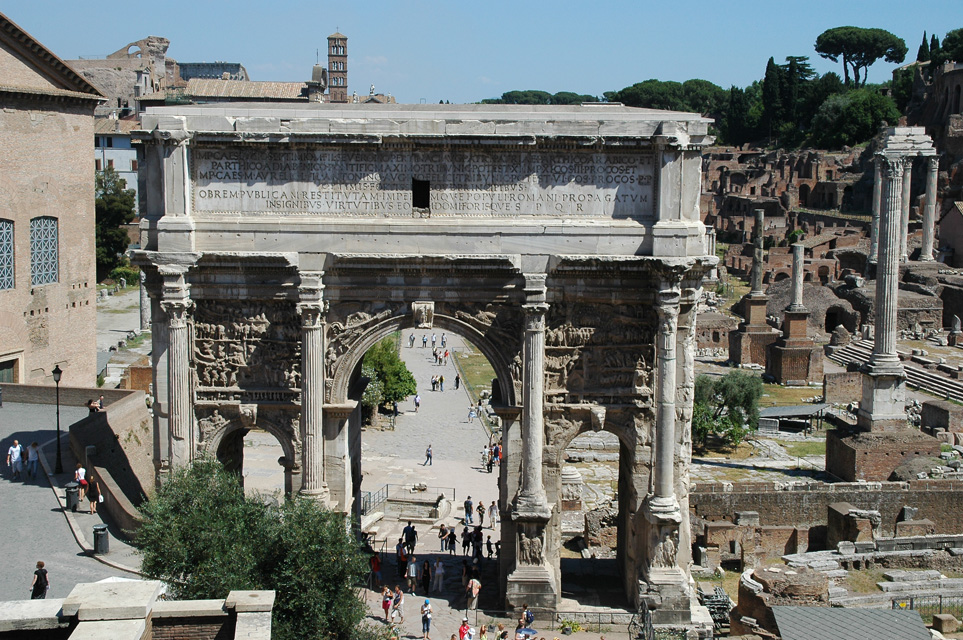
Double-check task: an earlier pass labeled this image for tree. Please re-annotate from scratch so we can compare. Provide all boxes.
[363,337,417,405]
[810,88,901,148]
[762,57,784,139]
[815,27,907,87]
[135,459,376,640]
[932,28,963,66]
[692,371,763,449]
[930,33,942,60]
[917,32,930,62]
[95,167,136,280]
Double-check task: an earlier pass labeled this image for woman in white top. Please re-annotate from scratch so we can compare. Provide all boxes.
[431,558,445,592]
[74,463,87,500]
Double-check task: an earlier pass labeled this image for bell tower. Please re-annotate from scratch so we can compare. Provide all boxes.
[327,32,347,103]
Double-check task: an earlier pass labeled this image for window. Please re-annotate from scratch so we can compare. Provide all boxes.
[105,136,113,148]
[29,216,58,286]
[0,358,17,383]
[0,219,12,289]
[95,159,102,171]
[131,159,138,171]
[107,159,114,169]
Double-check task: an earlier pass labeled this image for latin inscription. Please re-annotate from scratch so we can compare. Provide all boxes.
[192,147,655,219]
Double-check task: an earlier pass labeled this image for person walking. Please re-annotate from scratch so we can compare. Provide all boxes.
[414,394,421,412]
[488,502,499,527]
[431,333,437,348]
[461,527,471,556]
[486,536,494,559]
[396,538,408,578]
[454,374,460,390]
[370,552,383,589]
[463,496,473,524]
[409,334,416,348]
[420,599,433,640]
[467,406,476,424]
[438,524,449,551]
[466,575,482,610]
[476,502,485,527]
[87,475,101,514]
[439,375,445,392]
[381,585,393,620]
[431,557,445,592]
[441,333,447,347]
[443,350,449,365]
[403,522,418,555]
[422,335,428,348]
[419,558,431,595]
[406,555,419,593]
[7,440,24,480]
[74,463,88,500]
[446,528,458,555]
[25,442,40,479]
[29,561,48,599]
[391,585,405,623]
[424,445,433,466]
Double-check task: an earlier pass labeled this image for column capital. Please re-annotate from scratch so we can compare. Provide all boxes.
[522,302,549,325]
[160,298,193,328]
[926,154,940,170]
[522,272,547,304]
[878,153,906,178]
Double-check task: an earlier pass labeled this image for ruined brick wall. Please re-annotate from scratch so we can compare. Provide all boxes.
[827,430,943,482]
[150,617,235,640]
[922,400,963,433]
[690,480,963,542]
[823,372,861,405]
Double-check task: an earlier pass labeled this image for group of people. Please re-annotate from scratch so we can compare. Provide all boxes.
[412,332,447,349]
[436,523,499,561]
[432,348,452,366]
[73,462,101,514]
[6,439,40,481]
[463,496,498,527]
[430,374,446,391]
[481,443,501,472]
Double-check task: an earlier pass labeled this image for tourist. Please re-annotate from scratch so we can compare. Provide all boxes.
[409,334,416,348]
[87,474,101,514]
[479,623,488,640]
[421,598,433,640]
[438,524,449,550]
[419,558,432,594]
[446,528,458,554]
[522,604,535,628]
[414,394,421,412]
[86,399,100,413]
[488,501,499,527]
[464,496,473,524]
[26,442,40,479]
[98,395,105,410]
[466,574,482,610]
[403,522,418,555]
[467,406,476,424]
[74,463,88,500]
[444,349,449,365]
[486,448,494,473]
[406,555,419,592]
[396,537,408,577]
[7,439,24,480]
[425,444,433,466]
[486,536,494,559]
[29,561,48,599]
[370,552,383,588]
[439,375,445,392]
[461,527,472,556]
[441,333,447,347]
[391,585,405,623]
[455,373,461,390]
[381,585,393,620]
[431,333,437,348]
[495,623,509,640]
[461,558,470,589]
[431,557,445,592]
[431,376,437,391]
[459,618,471,640]
[476,502,485,527]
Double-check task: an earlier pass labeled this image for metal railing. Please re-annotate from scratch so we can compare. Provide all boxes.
[361,484,389,516]
[893,594,963,621]
[464,604,682,638]
[361,483,457,517]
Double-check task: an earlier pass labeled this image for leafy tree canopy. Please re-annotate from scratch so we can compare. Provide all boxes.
[810,88,900,148]
[815,26,907,87]
[604,78,726,116]
[135,458,374,640]
[931,28,963,66]
[363,337,417,405]
[95,167,136,280]
[481,90,599,105]
[692,371,763,449]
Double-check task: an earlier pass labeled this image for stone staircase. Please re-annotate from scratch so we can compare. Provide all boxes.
[828,340,963,402]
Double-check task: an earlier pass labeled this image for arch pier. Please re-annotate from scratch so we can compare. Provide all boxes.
[133,104,715,626]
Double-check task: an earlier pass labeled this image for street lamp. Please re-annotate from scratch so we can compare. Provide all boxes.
[52,364,63,474]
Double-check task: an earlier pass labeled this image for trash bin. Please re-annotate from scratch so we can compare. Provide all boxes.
[93,524,109,555]
[65,482,80,512]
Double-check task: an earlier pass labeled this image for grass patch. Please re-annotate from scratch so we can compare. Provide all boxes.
[844,568,886,594]
[700,567,743,601]
[779,440,827,458]
[124,331,151,350]
[453,340,496,402]
[943,444,957,453]
[698,441,755,460]
[761,383,819,406]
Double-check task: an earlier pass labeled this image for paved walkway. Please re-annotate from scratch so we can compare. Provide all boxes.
[0,402,134,601]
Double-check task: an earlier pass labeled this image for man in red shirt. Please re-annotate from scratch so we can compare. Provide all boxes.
[458,617,471,640]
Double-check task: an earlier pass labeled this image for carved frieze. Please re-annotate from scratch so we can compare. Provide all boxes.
[192,300,300,400]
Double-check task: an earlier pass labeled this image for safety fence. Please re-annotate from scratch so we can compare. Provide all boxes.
[892,594,963,623]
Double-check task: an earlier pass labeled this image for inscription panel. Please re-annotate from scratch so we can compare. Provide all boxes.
[192,146,655,220]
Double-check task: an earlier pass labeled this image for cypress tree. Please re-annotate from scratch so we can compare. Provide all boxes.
[931,34,941,59]
[917,32,930,62]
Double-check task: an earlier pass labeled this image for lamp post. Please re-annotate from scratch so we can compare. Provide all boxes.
[52,365,62,474]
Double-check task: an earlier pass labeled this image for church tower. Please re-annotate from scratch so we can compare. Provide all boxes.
[327,32,347,103]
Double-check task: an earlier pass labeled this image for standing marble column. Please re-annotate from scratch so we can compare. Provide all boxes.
[750,209,765,295]
[899,159,913,262]
[872,155,906,368]
[869,160,882,265]
[139,271,151,331]
[651,286,681,515]
[789,243,805,312]
[298,273,328,500]
[514,274,551,519]
[920,156,939,261]
[160,274,193,468]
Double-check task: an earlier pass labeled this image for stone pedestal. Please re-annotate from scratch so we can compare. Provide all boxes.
[767,244,822,384]
[729,295,779,366]
[505,565,557,613]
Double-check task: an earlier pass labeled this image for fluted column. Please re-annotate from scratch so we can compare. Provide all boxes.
[921,156,939,261]
[749,209,765,295]
[298,272,328,500]
[872,155,905,368]
[139,271,151,331]
[899,159,913,262]
[514,273,551,520]
[869,160,882,265]
[160,288,193,467]
[653,289,680,507]
[789,243,805,312]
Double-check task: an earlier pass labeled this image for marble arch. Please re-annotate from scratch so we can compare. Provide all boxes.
[133,103,714,625]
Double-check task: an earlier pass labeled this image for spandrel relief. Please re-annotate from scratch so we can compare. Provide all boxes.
[193,300,300,393]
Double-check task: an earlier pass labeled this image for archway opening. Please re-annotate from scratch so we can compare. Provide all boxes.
[825,304,857,334]
[558,430,627,608]
[352,326,507,609]
[213,426,289,500]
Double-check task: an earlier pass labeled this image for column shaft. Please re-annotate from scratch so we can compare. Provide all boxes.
[872,155,905,366]
[300,312,326,494]
[654,299,679,500]
[921,156,939,261]
[517,301,550,516]
[900,160,913,262]
[162,299,193,466]
[789,243,805,311]
[869,160,882,263]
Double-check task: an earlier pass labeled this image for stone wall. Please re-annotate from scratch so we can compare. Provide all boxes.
[690,480,963,542]
[826,429,942,482]
[823,372,861,405]
[922,399,963,434]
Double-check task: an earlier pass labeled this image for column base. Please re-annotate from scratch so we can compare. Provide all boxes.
[299,485,332,506]
[512,494,552,522]
[644,496,682,525]
[640,568,692,625]
[856,366,906,432]
[506,565,558,612]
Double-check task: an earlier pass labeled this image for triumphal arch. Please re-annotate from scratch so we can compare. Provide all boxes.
[133,103,714,621]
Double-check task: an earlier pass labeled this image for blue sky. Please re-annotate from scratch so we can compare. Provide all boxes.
[5,1,955,104]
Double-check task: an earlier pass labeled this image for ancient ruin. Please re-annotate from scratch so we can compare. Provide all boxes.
[132,103,715,622]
